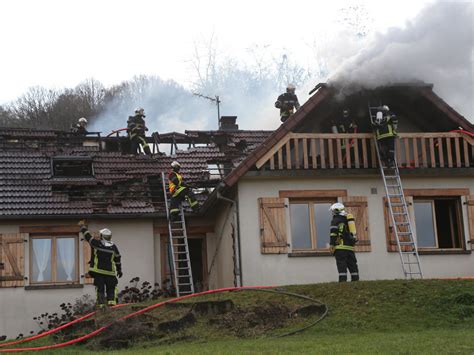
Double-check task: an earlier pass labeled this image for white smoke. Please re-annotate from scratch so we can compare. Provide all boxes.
[330,1,473,121]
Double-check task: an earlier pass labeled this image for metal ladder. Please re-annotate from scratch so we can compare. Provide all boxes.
[368,105,423,279]
[161,172,195,296]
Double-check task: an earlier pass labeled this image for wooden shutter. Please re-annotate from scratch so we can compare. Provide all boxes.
[82,233,97,285]
[383,196,414,252]
[342,196,371,252]
[258,197,288,254]
[466,196,474,250]
[0,233,27,287]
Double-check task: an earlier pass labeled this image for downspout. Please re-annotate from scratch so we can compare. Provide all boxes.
[216,183,243,287]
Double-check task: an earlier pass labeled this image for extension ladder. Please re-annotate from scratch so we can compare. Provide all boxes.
[368,105,423,279]
[161,172,195,296]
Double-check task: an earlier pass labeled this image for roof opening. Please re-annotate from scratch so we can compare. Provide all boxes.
[52,157,94,177]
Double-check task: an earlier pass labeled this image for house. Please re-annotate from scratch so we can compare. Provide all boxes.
[1,83,473,337]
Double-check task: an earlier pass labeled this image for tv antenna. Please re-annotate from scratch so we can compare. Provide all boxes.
[193,93,221,128]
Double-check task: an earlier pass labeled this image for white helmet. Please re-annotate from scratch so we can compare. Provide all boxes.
[382,105,389,111]
[171,161,181,169]
[78,117,88,126]
[329,202,346,215]
[135,107,145,116]
[286,84,296,93]
[99,228,112,240]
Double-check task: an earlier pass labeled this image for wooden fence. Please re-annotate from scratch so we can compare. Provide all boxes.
[256,132,474,170]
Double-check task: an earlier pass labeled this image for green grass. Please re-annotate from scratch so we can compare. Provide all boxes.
[4,280,474,354]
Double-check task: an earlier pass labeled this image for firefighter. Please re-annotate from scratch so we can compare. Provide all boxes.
[329,203,359,282]
[127,108,152,155]
[331,109,357,135]
[79,220,123,307]
[168,161,199,222]
[275,84,300,123]
[70,117,89,135]
[372,105,398,167]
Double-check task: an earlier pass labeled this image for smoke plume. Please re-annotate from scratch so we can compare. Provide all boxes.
[330,1,473,121]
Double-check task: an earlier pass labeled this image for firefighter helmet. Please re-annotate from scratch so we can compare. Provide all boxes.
[329,202,346,215]
[382,105,389,111]
[286,84,296,94]
[99,228,112,240]
[135,107,145,116]
[171,161,181,169]
[78,117,88,126]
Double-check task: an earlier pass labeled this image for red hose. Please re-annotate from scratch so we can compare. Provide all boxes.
[0,286,274,352]
[106,128,128,137]
[0,304,128,348]
[449,129,474,137]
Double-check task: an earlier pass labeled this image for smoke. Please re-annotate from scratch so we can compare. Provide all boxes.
[329,1,473,120]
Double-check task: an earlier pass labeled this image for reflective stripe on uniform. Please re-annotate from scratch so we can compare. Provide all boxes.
[335,245,355,251]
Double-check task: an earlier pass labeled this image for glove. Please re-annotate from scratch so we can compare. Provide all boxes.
[330,246,336,254]
[78,219,87,227]
[117,271,123,278]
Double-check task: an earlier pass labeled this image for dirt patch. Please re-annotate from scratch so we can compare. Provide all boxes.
[210,301,293,337]
[158,312,196,333]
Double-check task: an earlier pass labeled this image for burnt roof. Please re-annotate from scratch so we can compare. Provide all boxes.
[0,128,272,218]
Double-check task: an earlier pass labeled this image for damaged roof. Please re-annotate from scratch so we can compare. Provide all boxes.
[0,128,272,218]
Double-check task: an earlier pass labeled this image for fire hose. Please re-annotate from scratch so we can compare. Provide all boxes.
[106,128,128,137]
[0,286,328,352]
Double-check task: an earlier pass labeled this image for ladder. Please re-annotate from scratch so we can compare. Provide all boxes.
[161,172,195,296]
[368,105,423,279]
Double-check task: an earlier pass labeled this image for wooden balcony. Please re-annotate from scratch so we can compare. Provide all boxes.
[255,132,474,172]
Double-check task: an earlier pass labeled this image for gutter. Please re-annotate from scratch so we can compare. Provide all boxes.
[216,182,243,287]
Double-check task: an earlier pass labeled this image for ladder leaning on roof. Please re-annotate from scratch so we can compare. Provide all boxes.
[368,104,423,279]
[161,172,195,296]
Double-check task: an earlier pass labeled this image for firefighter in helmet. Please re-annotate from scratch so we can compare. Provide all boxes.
[329,203,359,282]
[71,117,89,135]
[79,220,123,307]
[168,161,199,222]
[372,105,398,167]
[127,107,152,155]
[275,84,300,123]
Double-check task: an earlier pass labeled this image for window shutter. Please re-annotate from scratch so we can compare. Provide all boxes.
[258,197,288,254]
[466,196,474,251]
[383,196,414,252]
[82,233,97,285]
[342,196,371,252]
[0,233,27,287]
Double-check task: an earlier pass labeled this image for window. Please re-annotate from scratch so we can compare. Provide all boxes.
[289,200,334,251]
[52,157,93,177]
[30,236,79,284]
[413,198,464,249]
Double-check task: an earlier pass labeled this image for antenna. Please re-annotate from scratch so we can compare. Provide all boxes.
[193,93,221,128]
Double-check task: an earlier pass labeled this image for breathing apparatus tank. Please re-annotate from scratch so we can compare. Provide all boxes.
[347,213,357,242]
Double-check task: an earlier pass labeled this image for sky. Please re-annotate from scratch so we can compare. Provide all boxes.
[0,0,434,104]
[1,0,472,133]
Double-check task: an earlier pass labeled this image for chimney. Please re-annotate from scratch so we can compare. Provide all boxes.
[219,116,238,131]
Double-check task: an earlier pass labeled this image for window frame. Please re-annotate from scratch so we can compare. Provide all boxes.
[289,198,337,253]
[413,199,439,249]
[29,234,80,285]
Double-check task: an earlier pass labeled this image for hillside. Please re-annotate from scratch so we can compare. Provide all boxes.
[3,279,474,354]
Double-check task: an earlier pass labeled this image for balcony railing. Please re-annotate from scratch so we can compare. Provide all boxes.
[255,132,474,171]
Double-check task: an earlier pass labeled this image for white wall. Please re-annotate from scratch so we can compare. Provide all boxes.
[0,218,154,338]
[237,176,474,286]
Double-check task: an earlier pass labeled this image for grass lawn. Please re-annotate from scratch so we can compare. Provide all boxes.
[3,280,474,354]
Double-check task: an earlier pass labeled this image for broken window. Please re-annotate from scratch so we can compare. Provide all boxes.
[52,157,93,177]
[289,199,335,251]
[30,236,79,284]
[413,198,464,249]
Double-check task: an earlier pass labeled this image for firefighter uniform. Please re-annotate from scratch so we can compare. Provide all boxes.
[81,226,123,306]
[70,123,88,135]
[330,214,359,282]
[373,110,398,167]
[127,113,152,155]
[275,92,300,123]
[168,169,199,221]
